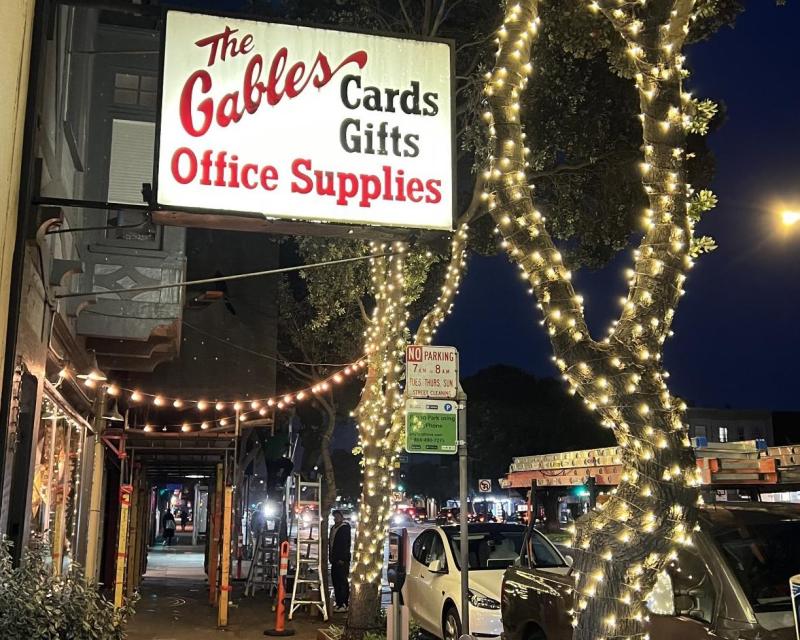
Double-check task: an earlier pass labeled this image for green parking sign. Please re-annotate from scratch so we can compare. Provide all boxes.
[405,399,458,455]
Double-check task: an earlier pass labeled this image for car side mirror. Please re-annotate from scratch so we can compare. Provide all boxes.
[428,559,445,573]
[563,555,574,567]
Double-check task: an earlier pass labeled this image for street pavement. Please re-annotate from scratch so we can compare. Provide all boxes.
[127,543,336,640]
[126,520,432,639]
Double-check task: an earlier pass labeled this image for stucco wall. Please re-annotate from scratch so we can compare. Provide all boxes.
[0,0,36,406]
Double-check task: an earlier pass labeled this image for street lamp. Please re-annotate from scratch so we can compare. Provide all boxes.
[781,210,800,227]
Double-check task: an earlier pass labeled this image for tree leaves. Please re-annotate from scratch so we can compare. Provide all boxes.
[0,538,137,639]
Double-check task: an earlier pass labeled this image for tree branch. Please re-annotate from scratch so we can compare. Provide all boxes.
[485,2,599,361]
[430,0,449,36]
[526,150,630,181]
[356,297,371,325]
[665,0,696,49]
[398,0,415,33]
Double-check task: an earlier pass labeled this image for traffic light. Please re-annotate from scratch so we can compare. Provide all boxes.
[573,485,590,498]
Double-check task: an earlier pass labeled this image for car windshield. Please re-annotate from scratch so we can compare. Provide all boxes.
[713,519,800,613]
[445,527,525,571]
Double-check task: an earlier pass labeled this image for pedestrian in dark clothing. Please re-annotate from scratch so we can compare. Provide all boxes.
[163,510,176,545]
[180,509,188,531]
[329,510,351,612]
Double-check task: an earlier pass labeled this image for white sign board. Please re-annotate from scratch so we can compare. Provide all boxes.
[478,479,492,493]
[405,345,458,399]
[157,11,454,230]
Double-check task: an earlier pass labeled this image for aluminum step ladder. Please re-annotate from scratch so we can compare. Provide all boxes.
[244,526,280,596]
[245,431,301,597]
[288,475,328,621]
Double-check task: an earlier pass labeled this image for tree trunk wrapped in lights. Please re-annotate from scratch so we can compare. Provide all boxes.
[484,2,706,639]
[347,243,409,635]
[346,193,475,638]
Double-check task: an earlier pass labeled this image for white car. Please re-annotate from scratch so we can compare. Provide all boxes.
[405,523,569,640]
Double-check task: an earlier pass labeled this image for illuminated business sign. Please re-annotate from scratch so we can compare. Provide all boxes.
[156,11,454,231]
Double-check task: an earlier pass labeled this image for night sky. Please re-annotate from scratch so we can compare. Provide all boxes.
[439,2,800,411]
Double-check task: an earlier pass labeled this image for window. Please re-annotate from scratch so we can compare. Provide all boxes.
[427,534,447,570]
[718,427,729,443]
[668,548,716,623]
[694,425,707,438]
[647,548,716,623]
[714,520,800,613]
[113,72,157,107]
[107,119,155,206]
[446,526,526,571]
[646,571,676,616]
[412,530,435,564]
[527,530,566,568]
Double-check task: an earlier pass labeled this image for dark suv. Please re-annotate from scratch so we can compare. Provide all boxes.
[501,503,800,640]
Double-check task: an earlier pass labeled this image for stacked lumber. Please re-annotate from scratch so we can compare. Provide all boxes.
[510,447,622,473]
[503,439,800,490]
[767,445,800,483]
[694,439,776,484]
[505,447,623,488]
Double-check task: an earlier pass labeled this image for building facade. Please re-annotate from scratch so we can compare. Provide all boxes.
[687,407,775,446]
[0,1,277,578]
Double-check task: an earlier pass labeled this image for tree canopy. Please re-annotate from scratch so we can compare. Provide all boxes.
[463,365,615,484]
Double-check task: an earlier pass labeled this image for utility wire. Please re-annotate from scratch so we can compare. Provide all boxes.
[181,320,284,364]
[55,251,394,299]
[182,320,360,368]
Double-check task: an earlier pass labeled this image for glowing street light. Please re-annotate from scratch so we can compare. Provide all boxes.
[781,210,800,227]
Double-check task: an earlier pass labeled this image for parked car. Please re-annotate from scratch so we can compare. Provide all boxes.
[406,523,550,640]
[392,510,415,526]
[396,504,428,523]
[436,507,461,525]
[472,511,496,524]
[501,503,800,640]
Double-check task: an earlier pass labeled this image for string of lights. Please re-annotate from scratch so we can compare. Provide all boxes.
[57,357,366,433]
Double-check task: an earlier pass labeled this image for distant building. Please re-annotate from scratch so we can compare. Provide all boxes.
[772,411,800,445]
[687,408,774,446]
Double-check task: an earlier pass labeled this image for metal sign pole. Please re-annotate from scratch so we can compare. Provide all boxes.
[457,385,469,636]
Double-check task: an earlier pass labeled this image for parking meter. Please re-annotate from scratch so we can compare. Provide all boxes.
[387,528,408,640]
[387,528,408,598]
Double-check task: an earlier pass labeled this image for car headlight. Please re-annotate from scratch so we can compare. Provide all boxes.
[392,515,402,524]
[468,589,500,610]
[262,502,276,518]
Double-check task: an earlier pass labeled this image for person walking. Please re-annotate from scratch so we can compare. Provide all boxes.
[329,510,351,613]
[180,508,188,531]
[163,509,176,546]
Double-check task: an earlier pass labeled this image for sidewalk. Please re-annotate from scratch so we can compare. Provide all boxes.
[127,545,344,640]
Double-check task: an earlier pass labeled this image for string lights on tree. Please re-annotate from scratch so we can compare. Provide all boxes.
[348,211,474,634]
[483,2,711,639]
[347,242,409,632]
